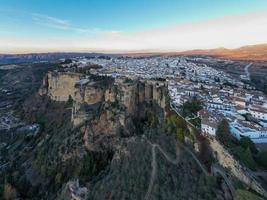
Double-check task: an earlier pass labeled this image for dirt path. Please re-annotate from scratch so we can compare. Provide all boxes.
[144,142,180,200]
[144,145,157,200]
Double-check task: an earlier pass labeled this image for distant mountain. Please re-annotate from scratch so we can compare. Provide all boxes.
[1,44,267,64]
[124,44,267,61]
[0,52,114,65]
[179,44,267,61]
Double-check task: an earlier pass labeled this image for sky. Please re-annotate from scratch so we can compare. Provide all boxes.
[1,0,267,53]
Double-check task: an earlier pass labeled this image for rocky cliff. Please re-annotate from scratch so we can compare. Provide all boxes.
[39,71,167,151]
[39,71,82,102]
[2,70,229,200]
[39,72,167,126]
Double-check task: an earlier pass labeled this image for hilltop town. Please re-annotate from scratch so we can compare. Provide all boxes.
[60,56,267,144]
[1,55,267,200]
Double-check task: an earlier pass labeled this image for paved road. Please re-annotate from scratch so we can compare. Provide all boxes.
[244,63,252,80]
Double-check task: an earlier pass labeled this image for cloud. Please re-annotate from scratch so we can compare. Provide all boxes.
[84,11,267,52]
[31,13,117,36]
[1,11,267,53]
[32,13,70,30]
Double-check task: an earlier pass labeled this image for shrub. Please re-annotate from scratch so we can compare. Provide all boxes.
[235,189,264,200]
[3,183,17,200]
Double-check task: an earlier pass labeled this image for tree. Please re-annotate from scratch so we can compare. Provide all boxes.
[239,137,258,154]
[216,119,232,146]
[65,95,74,107]
[181,97,202,117]
[256,151,267,169]
[234,146,256,170]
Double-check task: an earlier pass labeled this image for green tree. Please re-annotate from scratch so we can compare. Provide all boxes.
[216,119,232,146]
[65,95,74,107]
[256,150,267,169]
[239,137,258,154]
[234,146,256,170]
[181,97,202,117]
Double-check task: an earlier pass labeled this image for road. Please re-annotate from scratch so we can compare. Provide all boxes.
[244,63,252,80]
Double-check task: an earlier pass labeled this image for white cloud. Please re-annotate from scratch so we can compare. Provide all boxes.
[1,11,267,53]
[31,13,117,36]
[32,13,70,30]
[84,11,267,52]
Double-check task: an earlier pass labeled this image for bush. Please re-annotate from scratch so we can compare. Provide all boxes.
[234,189,264,200]
[3,183,17,200]
[165,114,188,141]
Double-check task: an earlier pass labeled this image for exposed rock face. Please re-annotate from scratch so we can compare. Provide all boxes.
[39,72,167,126]
[39,71,82,101]
[39,71,167,150]
[59,180,88,200]
[72,78,166,127]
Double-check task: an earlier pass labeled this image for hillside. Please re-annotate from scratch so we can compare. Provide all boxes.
[0,69,228,199]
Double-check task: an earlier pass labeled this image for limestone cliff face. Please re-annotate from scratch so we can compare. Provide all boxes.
[39,72,167,132]
[72,77,167,126]
[39,71,82,101]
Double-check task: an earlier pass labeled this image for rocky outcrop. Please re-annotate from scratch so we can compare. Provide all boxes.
[58,180,88,200]
[39,71,167,150]
[39,71,82,101]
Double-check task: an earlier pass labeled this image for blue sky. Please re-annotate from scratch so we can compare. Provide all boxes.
[1,0,267,53]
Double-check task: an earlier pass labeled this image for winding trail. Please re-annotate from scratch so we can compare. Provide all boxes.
[144,142,180,200]
[144,140,209,200]
[177,141,208,176]
[144,145,157,200]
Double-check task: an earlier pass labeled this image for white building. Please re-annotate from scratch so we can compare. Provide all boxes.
[248,107,267,121]
[201,118,218,136]
[230,121,267,143]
